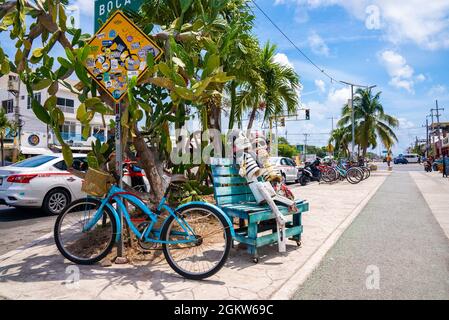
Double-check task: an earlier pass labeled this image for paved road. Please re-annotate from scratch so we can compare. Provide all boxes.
[0,206,55,256]
[294,168,449,299]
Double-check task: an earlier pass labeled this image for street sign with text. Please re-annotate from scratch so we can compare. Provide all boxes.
[85,11,163,102]
[94,0,144,32]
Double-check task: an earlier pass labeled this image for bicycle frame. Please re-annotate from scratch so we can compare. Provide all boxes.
[83,185,198,245]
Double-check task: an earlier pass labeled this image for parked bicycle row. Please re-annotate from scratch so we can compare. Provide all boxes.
[297,157,372,186]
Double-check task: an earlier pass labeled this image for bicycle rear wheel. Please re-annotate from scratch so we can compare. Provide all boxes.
[362,167,371,179]
[321,167,337,183]
[346,167,363,184]
[161,204,231,280]
[54,198,116,265]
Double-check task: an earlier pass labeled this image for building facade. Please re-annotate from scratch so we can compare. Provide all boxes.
[0,73,114,159]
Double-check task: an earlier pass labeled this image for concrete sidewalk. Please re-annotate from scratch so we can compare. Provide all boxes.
[0,173,388,300]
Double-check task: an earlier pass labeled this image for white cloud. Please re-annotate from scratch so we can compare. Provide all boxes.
[308,31,330,56]
[279,0,449,50]
[397,118,415,129]
[314,79,326,93]
[416,74,426,82]
[273,53,295,69]
[73,0,94,17]
[379,50,424,93]
[327,87,351,107]
[428,85,448,98]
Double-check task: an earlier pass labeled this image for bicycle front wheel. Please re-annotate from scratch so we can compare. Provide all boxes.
[161,204,232,280]
[54,198,116,265]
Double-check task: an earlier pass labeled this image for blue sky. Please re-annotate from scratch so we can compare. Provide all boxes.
[3,0,449,154]
[251,0,449,154]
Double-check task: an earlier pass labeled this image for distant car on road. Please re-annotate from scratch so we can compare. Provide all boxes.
[0,154,88,215]
[394,156,408,164]
[269,157,300,183]
[402,153,419,163]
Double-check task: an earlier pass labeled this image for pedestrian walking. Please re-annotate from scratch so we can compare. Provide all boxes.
[386,153,392,167]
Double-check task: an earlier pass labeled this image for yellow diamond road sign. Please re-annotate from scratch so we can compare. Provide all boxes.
[85,11,163,102]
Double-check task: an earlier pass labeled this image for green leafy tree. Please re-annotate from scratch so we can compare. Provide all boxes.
[278,143,298,158]
[329,126,351,158]
[0,0,239,203]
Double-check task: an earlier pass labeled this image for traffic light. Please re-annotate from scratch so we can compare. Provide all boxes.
[305,109,310,120]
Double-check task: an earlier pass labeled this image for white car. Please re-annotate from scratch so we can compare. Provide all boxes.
[269,157,300,183]
[0,154,88,215]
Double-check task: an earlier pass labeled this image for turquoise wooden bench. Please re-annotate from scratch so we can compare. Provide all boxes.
[211,159,309,263]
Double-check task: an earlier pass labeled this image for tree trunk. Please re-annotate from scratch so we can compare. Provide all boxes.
[207,84,224,132]
[228,81,237,130]
[362,147,367,158]
[247,106,257,130]
[132,124,167,205]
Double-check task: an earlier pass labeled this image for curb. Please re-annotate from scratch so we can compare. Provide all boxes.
[269,173,389,300]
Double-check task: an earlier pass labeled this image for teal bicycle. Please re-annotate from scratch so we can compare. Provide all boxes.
[54,177,234,280]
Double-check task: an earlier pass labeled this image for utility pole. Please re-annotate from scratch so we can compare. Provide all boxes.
[327,116,335,157]
[340,81,376,160]
[430,109,435,155]
[422,116,430,158]
[327,116,335,132]
[304,133,309,162]
[431,100,444,157]
[6,74,21,162]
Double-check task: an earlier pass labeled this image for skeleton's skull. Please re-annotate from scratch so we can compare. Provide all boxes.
[230,130,252,152]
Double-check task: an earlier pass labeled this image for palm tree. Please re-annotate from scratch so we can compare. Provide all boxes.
[236,42,300,130]
[329,126,351,158]
[338,88,398,157]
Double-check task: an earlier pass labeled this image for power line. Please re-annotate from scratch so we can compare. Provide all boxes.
[251,0,377,92]
[250,0,338,84]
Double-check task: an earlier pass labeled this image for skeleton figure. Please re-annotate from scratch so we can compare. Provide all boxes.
[231,130,295,252]
[251,132,282,182]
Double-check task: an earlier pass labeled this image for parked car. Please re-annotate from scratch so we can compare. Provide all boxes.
[0,154,89,215]
[0,161,13,167]
[394,156,408,164]
[269,157,300,183]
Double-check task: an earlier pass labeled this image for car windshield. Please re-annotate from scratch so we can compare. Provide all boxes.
[11,155,57,168]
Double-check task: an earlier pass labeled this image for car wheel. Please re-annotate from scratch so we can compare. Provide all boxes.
[43,188,70,215]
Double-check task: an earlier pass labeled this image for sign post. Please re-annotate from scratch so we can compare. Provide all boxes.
[114,102,125,258]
